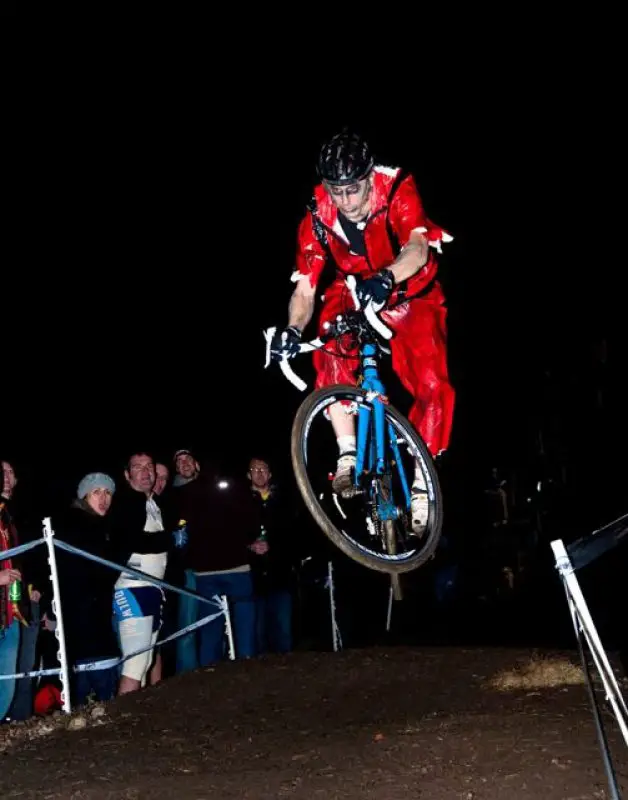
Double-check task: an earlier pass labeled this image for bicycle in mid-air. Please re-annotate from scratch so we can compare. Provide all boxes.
[264,276,444,599]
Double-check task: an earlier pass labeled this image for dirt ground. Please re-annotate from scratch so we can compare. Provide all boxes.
[0,646,626,799]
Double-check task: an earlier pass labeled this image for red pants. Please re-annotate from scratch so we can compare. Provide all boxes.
[313,281,455,457]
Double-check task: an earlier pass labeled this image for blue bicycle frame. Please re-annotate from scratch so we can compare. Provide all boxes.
[353,342,413,522]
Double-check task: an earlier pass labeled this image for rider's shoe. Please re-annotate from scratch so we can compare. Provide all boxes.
[332,452,357,497]
[410,483,429,536]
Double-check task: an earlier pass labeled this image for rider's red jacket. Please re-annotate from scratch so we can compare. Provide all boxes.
[293,165,452,306]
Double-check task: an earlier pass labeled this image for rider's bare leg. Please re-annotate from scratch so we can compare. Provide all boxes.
[328,402,355,442]
[328,402,357,494]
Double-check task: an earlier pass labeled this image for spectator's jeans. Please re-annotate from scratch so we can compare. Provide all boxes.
[176,570,199,675]
[0,620,20,720]
[194,570,256,665]
[256,590,293,654]
[9,600,40,720]
[74,658,117,706]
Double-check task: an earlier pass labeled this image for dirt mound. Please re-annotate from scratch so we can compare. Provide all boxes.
[0,647,624,799]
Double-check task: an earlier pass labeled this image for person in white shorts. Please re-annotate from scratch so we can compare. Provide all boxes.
[110,452,174,695]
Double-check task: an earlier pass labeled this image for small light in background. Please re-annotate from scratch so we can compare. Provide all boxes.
[217,480,229,490]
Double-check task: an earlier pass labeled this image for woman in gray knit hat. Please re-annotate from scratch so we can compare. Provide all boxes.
[77,472,116,516]
[53,471,120,706]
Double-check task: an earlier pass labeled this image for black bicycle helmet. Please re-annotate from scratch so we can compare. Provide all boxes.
[317,129,374,186]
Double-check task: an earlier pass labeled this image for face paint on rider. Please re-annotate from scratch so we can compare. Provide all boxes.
[325,177,373,222]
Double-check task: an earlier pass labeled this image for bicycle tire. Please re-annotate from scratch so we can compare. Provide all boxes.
[291,384,444,574]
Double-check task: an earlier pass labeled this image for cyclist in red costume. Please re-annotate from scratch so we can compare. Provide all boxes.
[270,130,455,533]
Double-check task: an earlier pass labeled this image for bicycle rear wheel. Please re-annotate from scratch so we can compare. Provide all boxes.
[291,384,443,574]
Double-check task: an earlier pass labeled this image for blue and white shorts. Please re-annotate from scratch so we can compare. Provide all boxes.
[113,586,164,683]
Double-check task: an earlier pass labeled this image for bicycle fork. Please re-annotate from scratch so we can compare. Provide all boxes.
[355,343,386,480]
[355,343,409,522]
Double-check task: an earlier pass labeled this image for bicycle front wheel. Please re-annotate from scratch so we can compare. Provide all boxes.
[291,384,443,574]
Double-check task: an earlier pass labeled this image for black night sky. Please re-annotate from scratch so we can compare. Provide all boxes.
[4,62,625,550]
